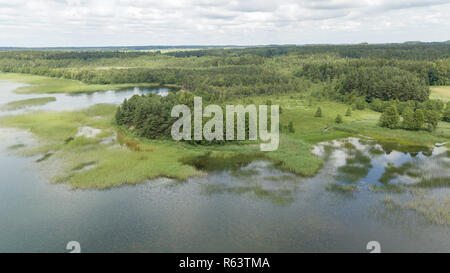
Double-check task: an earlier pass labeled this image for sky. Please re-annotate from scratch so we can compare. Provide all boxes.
[0,0,449,47]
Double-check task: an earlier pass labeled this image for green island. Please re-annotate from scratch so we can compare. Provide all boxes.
[0,44,449,190]
[1,97,56,111]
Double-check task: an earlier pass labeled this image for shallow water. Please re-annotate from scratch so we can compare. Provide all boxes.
[0,82,169,116]
[0,82,449,252]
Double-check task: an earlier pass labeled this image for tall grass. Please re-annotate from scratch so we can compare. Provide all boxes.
[2,97,56,110]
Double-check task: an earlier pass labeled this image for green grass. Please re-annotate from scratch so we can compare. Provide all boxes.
[406,190,450,226]
[7,144,25,150]
[0,75,448,189]
[430,86,450,100]
[369,184,406,194]
[232,94,450,147]
[181,152,265,171]
[2,97,56,110]
[336,165,371,182]
[413,177,450,188]
[379,162,414,184]
[265,135,323,176]
[0,100,325,188]
[0,72,166,94]
[335,151,372,183]
[368,146,384,155]
[383,197,402,211]
[0,104,203,189]
[36,153,53,162]
[180,134,323,177]
[71,161,97,171]
[326,183,359,196]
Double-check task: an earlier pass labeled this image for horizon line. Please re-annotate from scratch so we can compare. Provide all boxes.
[1,40,450,49]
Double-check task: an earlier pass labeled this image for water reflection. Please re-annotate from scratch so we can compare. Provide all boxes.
[313,137,450,192]
[0,82,171,116]
[198,161,299,206]
[1,131,449,252]
[181,137,450,215]
[0,80,449,252]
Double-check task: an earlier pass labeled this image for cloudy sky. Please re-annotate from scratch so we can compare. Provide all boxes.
[1,0,449,47]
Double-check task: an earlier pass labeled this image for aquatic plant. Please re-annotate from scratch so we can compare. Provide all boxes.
[326,183,359,198]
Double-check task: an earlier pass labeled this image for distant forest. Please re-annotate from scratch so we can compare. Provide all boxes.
[0,43,449,101]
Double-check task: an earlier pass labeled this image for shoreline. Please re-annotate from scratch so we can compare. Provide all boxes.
[0,74,449,189]
[0,72,180,94]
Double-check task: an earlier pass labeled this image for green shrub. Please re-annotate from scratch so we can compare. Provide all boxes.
[379,105,400,129]
[345,107,352,117]
[314,107,322,117]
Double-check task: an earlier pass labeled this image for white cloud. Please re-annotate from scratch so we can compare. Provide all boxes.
[0,0,448,46]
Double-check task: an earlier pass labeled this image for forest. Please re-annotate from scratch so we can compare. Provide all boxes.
[1,42,450,141]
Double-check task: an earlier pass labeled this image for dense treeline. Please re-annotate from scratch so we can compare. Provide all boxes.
[0,51,154,60]
[0,43,449,105]
[1,44,449,86]
[116,93,179,139]
[2,43,448,140]
[167,42,450,60]
[115,91,259,144]
[296,57,450,86]
[336,67,430,102]
[378,100,448,132]
[2,42,450,60]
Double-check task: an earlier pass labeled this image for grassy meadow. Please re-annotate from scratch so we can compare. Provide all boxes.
[430,86,450,100]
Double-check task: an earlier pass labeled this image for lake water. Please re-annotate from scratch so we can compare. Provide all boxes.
[0,82,449,252]
[0,82,169,116]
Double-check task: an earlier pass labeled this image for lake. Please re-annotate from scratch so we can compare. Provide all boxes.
[0,82,448,252]
[0,82,170,116]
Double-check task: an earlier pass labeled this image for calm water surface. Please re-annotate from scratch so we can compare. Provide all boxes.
[0,82,169,116]
[0,81,448,252]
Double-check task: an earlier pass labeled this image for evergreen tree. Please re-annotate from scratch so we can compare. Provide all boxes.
[369,98,384,112]
[425,109,440,132]
[379,105,400,129]
[288,121,295,133]
[335,114,343,124]
[413,109,425,130]
[354,97,366,110]
[401,107,415,130]
[443,104,450,122]
[314,107,322,117]
[345,107,352,117]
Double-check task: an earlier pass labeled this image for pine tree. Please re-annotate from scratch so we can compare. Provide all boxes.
[355,97,366,110]
[413,109,425,130]
[425,109,440,132]
[314,107,322,117]
[401,107,415,130]
[288,121,295,133]
[443,104,450,122]
[335,114,343,124]
[345,107,352,117]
